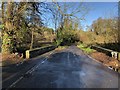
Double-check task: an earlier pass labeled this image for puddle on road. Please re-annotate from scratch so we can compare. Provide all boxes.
[72,71,86,77]
[80,71,86,76]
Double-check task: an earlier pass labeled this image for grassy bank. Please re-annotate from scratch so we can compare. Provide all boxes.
[77,44,95,54]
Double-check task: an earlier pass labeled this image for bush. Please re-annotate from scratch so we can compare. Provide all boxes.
[57,30,80,46]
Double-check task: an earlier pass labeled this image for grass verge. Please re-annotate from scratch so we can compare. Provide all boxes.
[55,46,68,51]
[77,44,95,54]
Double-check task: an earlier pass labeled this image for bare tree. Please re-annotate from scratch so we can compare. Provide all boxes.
[51,1,89,45]
[52,1,89,29]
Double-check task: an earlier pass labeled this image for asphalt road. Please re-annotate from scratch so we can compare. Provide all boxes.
[5,46,119,88]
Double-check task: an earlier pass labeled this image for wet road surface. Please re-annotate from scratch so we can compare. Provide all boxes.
[7,46,119,88]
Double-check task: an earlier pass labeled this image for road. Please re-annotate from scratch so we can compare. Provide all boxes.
[4,46,119,88]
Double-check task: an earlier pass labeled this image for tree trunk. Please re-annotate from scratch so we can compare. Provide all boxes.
[30,30,34,49]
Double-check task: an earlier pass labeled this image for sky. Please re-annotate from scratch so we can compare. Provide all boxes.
[45,2,118,31]
[81,2,118,30]
[1,0,118,2]
[0,1,118,31]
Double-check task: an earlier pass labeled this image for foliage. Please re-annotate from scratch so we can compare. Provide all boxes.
[0,25,4,29]
[56,27,79,46]
[1,2,119,57]
[91,17,118,43]
[1,2,54,54]
[75,17,119,52]
[77,43,94,54]
[76,17,118,47]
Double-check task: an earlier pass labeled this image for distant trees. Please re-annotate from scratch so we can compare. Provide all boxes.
[91,17,118,43]
[49,2,89,45]
[1,1,118,53]
[75,16,118,47]
[42,27,55,42]
[25,2,43,49]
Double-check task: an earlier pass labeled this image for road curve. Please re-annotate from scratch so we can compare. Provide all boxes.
[7,46,119,88]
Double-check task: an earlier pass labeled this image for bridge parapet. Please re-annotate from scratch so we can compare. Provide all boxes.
[91,45,120,60]
[26,45,56,59]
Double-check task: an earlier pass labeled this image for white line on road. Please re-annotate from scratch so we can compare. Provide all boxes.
[8,77,23,89]
[86,54,115,71]
[7,57,47,89]
[24,51,54,75]
[73,53,76,58]
[6,50,55,89]
[28,58,48,74]
[67,52,71,66]
[74,54,81,64]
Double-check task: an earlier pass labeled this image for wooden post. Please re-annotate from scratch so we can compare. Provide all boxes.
[26,50,30,59]
[118,52,120,61]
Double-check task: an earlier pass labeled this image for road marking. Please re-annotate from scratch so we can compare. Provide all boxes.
[72,53,78,64]
[23,51,55,75]
[74,54,76,57]
[6,50,55,89]
[67,52,71,66]
[41,60,45,64]
[87,54,102,64]
[6,57,47,89]
[8,77,23,89]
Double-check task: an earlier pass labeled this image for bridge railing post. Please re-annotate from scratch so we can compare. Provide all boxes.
[118,53,120,61]
[26,50,30,59]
